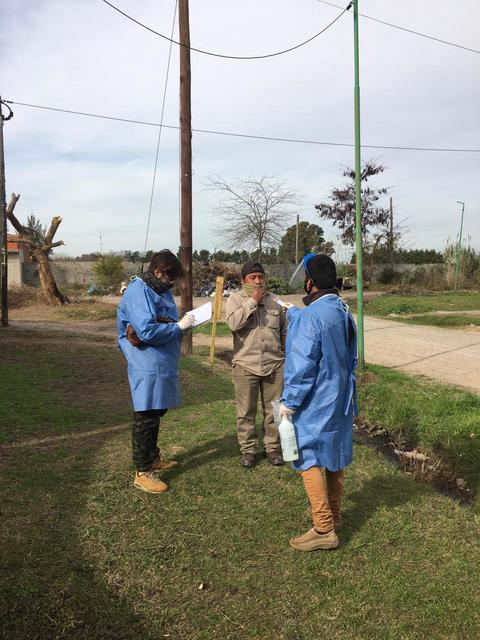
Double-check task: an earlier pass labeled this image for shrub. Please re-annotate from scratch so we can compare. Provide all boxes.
[92,255,125,289]
[378,265,398,284]
[266,276,291,295]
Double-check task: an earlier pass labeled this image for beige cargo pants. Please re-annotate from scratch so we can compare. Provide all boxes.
[232,363,283,455]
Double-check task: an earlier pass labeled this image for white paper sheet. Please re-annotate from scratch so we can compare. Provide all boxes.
[274,298,295,309]
[186,301,212,326]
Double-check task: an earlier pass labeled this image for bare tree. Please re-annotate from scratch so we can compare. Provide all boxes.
[6,193,69,304]
[208,176,301,261]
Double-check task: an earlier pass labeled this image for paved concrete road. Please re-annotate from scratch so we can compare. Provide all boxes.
[363,316,480,394]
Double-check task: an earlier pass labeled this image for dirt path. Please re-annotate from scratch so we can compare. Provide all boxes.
[5,296,479,394]
[363,316,480,393]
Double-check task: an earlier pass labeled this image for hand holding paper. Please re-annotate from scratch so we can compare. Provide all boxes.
[275,298,296,309]
[186,301,212,327]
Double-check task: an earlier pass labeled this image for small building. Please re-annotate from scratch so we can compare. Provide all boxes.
[7,233,25,287]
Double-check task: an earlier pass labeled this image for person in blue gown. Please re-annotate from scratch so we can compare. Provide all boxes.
[279,254,357,551]
[117,250,195,494]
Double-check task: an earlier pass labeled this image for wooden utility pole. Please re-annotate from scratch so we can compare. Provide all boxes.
[0,98,11,327]
[295,214,299,265]
[389,197,394,269]
[179,0,193,355]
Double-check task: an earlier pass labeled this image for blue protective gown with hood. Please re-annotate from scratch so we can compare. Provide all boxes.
[280,294,358,472]
[117,277,183,411]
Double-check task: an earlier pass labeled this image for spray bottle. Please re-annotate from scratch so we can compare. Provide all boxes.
[278,416,299,462]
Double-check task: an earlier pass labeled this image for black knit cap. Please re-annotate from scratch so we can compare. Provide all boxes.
[241,261,265,278]
[305,254,336,289]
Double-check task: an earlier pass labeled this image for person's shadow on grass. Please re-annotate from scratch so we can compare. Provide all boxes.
[340,472,424,545]
[162,432,240,481]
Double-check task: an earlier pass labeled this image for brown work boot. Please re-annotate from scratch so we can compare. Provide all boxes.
[265,451,285,466]
[133,471,168,494]
[289,528,338,551]
[151,456,179,471]
[240,453,256,468]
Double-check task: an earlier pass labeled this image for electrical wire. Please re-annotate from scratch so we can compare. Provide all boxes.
[317,0,480,55]
[99,0,351,60]
[5,100,480,153]
[143,0,177,256]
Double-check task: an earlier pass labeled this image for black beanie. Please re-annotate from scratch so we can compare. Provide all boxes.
[241,262,265,278]
[305,254,336,289]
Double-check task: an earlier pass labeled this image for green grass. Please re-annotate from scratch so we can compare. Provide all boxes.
[360,365,480,494]
[362,291,480,317]
[0,331,128,443]
[193,321,231,336]
[387,314,480,328]
[54,301,118,321]
[1,335,480,639]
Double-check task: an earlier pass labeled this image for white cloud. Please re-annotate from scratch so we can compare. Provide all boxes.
[2,0,479,256]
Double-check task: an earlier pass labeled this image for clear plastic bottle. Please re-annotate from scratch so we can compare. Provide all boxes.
[278,417,299,461]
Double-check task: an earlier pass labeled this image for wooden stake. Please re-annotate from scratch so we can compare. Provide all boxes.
[209,276,224,364]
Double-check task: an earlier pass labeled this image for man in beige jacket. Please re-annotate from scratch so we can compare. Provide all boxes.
[226,262,287,468]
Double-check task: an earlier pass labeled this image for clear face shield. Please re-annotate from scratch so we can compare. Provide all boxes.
[288,253,317,289]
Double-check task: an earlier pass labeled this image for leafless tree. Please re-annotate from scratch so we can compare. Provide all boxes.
[208,176,301,261]
[6,193,69,304]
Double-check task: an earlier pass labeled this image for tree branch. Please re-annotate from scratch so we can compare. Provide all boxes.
[5,193,28,236]
[44,216,63,244]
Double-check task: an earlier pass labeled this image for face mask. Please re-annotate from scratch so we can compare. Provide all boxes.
[304,278,313,295]
[242,283,264,296]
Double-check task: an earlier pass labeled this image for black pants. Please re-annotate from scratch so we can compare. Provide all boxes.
[132,409,168,471]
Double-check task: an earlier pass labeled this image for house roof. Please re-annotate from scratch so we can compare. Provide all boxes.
[7,233,21,253]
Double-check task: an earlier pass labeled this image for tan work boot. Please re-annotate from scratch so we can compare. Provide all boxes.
[133,471,168,494]
[289,528,339,551]
[151,457,179,471]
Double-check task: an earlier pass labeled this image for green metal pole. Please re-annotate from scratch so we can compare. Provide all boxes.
[353,0,365,369]
[454,201,465,290]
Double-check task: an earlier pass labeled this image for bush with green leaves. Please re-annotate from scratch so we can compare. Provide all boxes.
[92,255,125,289]
[266,276,291,295]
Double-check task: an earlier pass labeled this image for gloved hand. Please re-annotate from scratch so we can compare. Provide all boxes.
[278,403,295,419]
[177,313,196,332]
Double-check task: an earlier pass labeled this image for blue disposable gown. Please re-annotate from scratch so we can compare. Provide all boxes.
[117,278,183,411]
[280,294,358,472]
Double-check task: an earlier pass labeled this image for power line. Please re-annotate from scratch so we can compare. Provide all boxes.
[100,0,351,60]
[317,0,480,55]
[5,99,480,153]
[143,0,178,256]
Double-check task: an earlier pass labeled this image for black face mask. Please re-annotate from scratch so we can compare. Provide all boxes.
[304,277,313,295]
[139,271,175,295]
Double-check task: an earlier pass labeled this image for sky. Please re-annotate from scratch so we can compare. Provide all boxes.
[1,0,479,259]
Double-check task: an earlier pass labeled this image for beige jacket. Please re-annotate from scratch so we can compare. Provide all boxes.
[225,289,287,376]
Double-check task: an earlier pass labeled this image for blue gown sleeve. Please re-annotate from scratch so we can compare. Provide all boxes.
[123,284,182,345]
[281,311,322,410]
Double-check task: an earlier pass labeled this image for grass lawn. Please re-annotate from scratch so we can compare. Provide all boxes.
[193,321,231,337]
[359,291,480,319]
[359,367,480,498]
[1,333,479,639]
[386,313,480,328]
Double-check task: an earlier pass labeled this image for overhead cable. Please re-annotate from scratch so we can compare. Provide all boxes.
[5,100,480,153]
[99,0,351,60]
[143,0,178,256]
[317,0,480,55]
